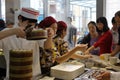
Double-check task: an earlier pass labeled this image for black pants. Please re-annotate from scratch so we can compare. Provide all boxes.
[41,67,50,76]
[0,68,6,77]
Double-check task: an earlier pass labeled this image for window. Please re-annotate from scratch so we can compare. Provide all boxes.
[70,0,96,38]
[0,0,5,20]
[106,0,120,28]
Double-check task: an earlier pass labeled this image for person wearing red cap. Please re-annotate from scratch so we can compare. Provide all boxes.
[38,16,57,34]
[38,16,58,75]
[54,21,92,59]
[39,19,91,75]
[38,16,58,49]
[0,7,41,80]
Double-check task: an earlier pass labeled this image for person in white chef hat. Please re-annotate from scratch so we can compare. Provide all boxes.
[0,7,41,80]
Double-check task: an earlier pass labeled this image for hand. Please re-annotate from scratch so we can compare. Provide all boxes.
[75,44,88,52]
[14,27,26,38]
[83,54,93,59]
[44,28,55,49]
[19,21,28,28]
[95,71,110,80]
[84,50,90,55]
[76,44,88,47]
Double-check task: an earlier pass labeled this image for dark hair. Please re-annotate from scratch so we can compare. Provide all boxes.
[80,33,91,47]
[88,21,100,33]
[97,17,109,32]
[80,21,99,47]
[18,15,37,23]
[111,17,116,24]
[115,10,120,18]
[88,21,96,26]
[0,19,6,30]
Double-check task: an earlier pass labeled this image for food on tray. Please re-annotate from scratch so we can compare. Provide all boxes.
[91,70,105,78]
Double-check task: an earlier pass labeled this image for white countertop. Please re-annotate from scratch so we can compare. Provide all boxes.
[88,55,120,71]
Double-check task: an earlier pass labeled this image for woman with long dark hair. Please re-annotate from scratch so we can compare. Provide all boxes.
[85,17,112,55]
[80,21,100,55]
[91,12,120,80]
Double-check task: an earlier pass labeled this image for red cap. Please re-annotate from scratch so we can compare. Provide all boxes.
[38,16,57,28]
[57,21,67,31]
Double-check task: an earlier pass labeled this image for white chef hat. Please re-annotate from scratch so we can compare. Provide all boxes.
[20,7,39,20]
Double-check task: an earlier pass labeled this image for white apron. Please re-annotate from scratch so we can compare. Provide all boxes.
[0,33,41,80]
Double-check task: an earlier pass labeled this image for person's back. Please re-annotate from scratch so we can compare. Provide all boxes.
[67,17,77,49]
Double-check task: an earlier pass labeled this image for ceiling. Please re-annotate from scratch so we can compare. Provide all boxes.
[70,0,96,8]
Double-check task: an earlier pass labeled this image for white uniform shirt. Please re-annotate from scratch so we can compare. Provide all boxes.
[111,29,118,44]
[0,30,41,79]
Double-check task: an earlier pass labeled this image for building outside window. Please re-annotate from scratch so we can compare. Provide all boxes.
[0,0,5,20]
[70,0,96,39]
[30,0,44,22]
[106,0,120,28]
[20,0,44,22]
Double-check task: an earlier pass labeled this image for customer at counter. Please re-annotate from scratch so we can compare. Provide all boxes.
[93,10,120,80]
[38,17,91,75]
[85,17,112,55]
[0,7,41,80]
[111,11,120,59]
[80,21,100,55]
